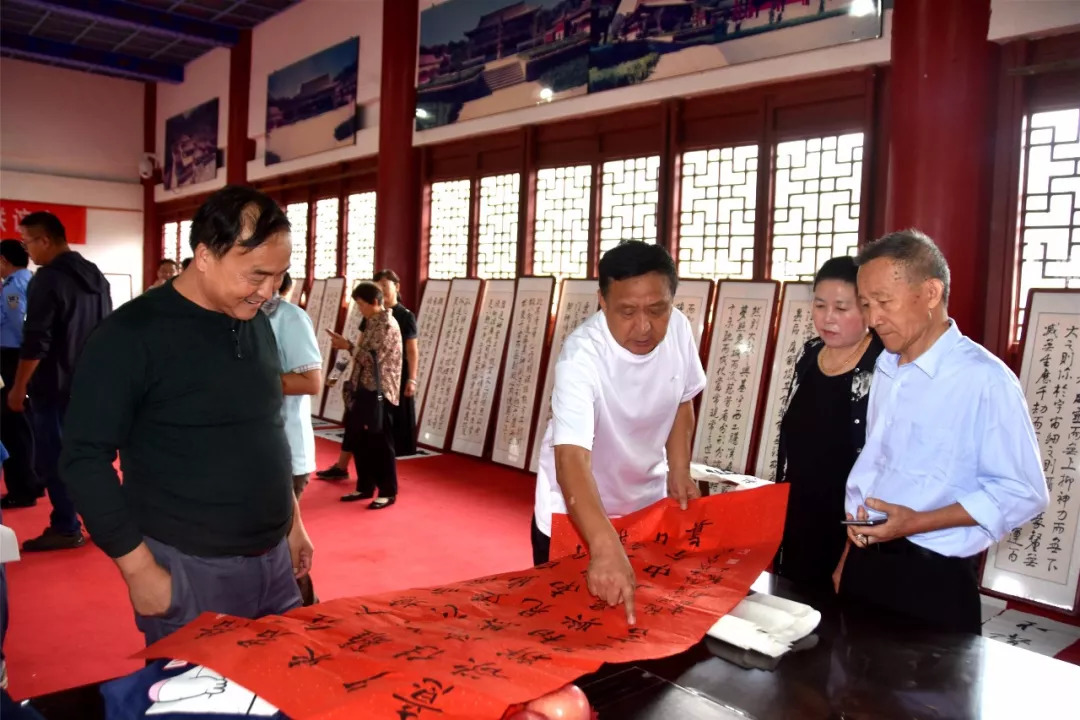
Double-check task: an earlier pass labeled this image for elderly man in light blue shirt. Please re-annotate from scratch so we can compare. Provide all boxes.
[836,229,1048,635]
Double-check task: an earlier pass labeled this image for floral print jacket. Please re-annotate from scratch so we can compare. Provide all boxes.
[345,308,402,408]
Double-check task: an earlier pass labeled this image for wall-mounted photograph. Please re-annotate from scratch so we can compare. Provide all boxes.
[588,0,882,93]
[163,98,219,190]
[266,36,360,165]
[416,0,595,131]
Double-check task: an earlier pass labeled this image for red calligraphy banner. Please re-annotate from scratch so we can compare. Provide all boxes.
[138,484,788,720]
[0,199,87,244]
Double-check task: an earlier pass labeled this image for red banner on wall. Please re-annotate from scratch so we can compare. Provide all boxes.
[0,199,87,244]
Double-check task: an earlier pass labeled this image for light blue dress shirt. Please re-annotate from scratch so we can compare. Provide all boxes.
[0,268,31,349]
[845,320,1049,558]
[266,299,324,476]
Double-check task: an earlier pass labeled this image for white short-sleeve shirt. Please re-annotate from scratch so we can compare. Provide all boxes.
[534,308,707,535]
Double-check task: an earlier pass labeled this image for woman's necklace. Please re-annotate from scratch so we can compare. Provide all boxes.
[818,333,869,376]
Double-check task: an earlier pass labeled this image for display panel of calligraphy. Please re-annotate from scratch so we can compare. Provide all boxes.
[983,290,1080,613]
[303,279,326,330]
[452,280,516,458]
[673,279,713,349]
[529,279,600,473]
[692,281,778,476]
[418,280,483,450]
[321,300,365,423]
[313,277,345,418]
[492,277,556,469]
[754,282,815,480]
[414,280,452,420]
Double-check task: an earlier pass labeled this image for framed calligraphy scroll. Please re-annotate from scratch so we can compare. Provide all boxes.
[418,279,483,451]
[692,280,779,478]
[414,280,452,422]
[313,277,346,419]
[321,299,365,423]
[673,279,714,349]
[492,277,556,469]
[982,289,1080,614]
[303,279,327,328]
[451,280,516,458]
[753,282,815,480]
[529,279,600,473]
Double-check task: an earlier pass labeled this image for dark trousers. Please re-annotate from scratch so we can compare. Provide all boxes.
[136,536,302,647]
[352,404,398,498]
[291,473,316,607]
[392,390,417,457]
[840,538,982,635]
[0,349,39,502]
[531,515,551,567]
[31,401,80,535]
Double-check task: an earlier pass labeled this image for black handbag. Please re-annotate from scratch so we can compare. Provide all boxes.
[348,350,384,434]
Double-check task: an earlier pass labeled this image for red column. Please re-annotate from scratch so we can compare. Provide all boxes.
[375,0,421,310]
[227,29,252,186]
[141,81,159,292]
[886,0,994,341]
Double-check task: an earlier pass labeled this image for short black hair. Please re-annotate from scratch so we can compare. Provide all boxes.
[352,281,383,305]
[814,256,858,289]
[857,228,951,305]
[0,239,30,268]
[279,272,293,294]
[181,258,192,270]
[373,269,401,285]
[158,258,178,269]
[189,185,290,258]
[19,212,66,243]
[598,241,678,299]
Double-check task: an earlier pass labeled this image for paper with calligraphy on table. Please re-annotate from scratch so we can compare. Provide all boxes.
[139,484,788,720]
[983,290,1080,613]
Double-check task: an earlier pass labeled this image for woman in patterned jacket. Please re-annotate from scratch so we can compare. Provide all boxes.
[773,256,884,592]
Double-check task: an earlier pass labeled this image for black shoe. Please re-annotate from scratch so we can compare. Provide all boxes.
[21,527,86,552]
[0,495,36,509]
[317,466,349,480]
[341,491,375,503]
[369,497,396,510]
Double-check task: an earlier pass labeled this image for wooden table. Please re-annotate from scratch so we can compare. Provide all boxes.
[24,573,1080,719]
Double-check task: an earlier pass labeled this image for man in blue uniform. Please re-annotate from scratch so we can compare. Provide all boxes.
[0,239,40,508]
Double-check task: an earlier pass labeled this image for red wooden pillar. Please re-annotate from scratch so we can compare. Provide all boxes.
[141,81,158,292]
[885,0,994,341]
[227,29,252,185]
[375,0,421,309]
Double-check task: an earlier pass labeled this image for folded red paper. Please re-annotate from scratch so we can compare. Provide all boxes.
[138,484,788,720]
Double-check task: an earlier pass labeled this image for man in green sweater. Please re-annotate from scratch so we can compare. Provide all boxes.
[60,186,315,645]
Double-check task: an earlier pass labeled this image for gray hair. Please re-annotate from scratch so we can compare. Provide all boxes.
[856,228,951,305]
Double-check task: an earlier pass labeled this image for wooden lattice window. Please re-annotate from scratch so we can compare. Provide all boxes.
[770,133,863,282]
[677,145,759,279]
[178,220,192,260]
[285,202,309,284]
[313,198,340,280]
[1014,107,1080,341]
[477,173,520,279]
[428,179,471,280]
[161,222,180,262]
[345,192,377,292]
[598,155,660,256]
[534,164,592,281]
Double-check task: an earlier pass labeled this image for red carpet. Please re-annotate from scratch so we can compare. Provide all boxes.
[1,439,536,700]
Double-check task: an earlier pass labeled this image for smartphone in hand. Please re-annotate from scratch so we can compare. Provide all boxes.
[841,517,887,526]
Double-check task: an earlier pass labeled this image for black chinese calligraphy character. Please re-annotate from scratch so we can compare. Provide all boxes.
[529,629,568,645]
[343,671,392,693]
[444,631,471,642]
[340,629,391,653]
[434,604,468,620]
[519,597,554,618]
[497,647,552,666]
[506,575,538,590]
[394,645,445,662]
[355,605,390,616]
[390,596,425,610]
[304,614,339,631]
[451,658,508,681]
[562,614,602,632]
[196,618,247,640]
[480,618,518,633]
[644,564,672,579]
[288,646,331,668]
[686,519,714,548]
[549,580,580,598]
[471,590,506,606]
[392,677,455,719]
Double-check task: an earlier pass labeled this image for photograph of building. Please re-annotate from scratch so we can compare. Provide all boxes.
[266,36,359,165]
[163,97,219,190]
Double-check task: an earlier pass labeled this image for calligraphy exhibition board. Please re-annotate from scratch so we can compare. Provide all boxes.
[753,282,815,480]
[142,484,789,720]
[528,280,600,473]
[418,279,483,450]
[492,277,556,469]
[304,279,327,329]
[693,281,779,477]
[672,279,714,349]
[313,278,346,419]
[451,280,516,458]
[983,290,1080,613]
[321,300,364,423]
[413,280,452,422]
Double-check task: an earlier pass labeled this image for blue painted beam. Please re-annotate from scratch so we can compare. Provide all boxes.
[15,0,238,47]
[1,31,184,83]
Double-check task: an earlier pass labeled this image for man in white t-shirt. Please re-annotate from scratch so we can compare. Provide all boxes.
[532,241,707,624]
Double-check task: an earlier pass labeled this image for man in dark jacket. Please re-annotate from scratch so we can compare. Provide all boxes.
[8,211,111,551]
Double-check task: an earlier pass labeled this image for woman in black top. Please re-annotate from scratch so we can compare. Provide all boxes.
[774,256,884,592]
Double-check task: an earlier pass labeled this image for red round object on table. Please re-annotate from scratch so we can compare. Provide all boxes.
[522,684,592,720]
